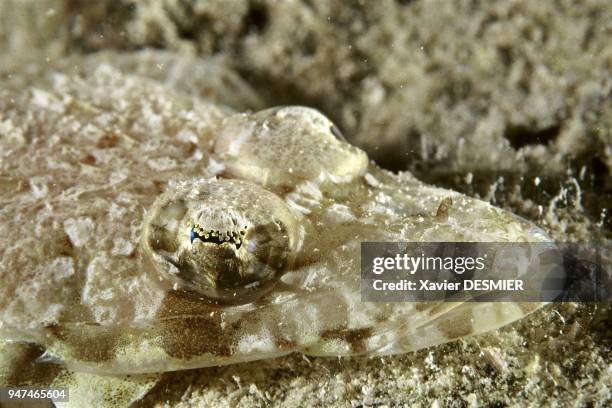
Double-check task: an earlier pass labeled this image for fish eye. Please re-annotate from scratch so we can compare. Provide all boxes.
[142,178,301,304]
[214,106,368,189]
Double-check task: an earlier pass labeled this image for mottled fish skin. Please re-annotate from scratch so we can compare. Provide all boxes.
[0,339,159,407]
[0,56,552,376]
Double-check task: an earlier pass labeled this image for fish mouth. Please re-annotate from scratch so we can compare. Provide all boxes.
[189,223,246,250]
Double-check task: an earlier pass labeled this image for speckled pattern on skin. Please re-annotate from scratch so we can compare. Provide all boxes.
[0,53,558,406]
[0,1,606,406]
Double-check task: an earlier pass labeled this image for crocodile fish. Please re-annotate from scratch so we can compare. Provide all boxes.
[0,52,554,406]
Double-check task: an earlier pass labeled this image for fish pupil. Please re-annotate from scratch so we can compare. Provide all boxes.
[190,227,243,250]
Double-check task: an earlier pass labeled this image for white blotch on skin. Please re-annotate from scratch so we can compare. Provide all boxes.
[325,203,355,223]
[64,217,95,247]
[147,157,177,172]
[111,238,135,256]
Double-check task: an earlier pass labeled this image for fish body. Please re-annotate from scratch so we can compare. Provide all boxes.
[0,52,553,405]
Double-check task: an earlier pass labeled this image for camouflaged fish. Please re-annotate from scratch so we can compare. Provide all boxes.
[0,51,553,406]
